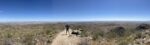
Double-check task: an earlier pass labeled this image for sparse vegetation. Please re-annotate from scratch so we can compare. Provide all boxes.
[0,22,150,45]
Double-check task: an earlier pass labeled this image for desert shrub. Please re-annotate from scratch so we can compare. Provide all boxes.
[123,28,136,37]
[112,26,125,36]
[80,29,88,37]
[107,26,126,38]
[22,34,35,45]
[92,33,99,41]
[46,30,57,38]
[6,33,13,38]
[92,31,104,40]
[136,24,150,31]
[118,41,128,45]
[106,32,117,39]
[45,29,54,35]
[133,32,147,39]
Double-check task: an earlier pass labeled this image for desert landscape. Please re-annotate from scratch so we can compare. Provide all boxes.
[0,21,150,45]
[0,0,149,45]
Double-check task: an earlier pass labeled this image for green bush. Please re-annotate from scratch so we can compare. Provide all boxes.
[92,31,104,40]
[109,26,126,38]
[118,41,128,45]
[22,34,35,45]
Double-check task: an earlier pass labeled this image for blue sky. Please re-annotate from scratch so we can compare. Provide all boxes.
[0,0,150,22]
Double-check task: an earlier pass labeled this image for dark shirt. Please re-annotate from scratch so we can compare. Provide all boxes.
[65,25,70,30]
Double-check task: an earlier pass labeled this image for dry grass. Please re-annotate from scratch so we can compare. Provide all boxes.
[0,22,149,45]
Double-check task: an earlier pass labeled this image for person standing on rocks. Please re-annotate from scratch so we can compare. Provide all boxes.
[65,24,70,35]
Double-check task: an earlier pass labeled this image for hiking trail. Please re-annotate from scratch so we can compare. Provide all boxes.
[51,29,92,45]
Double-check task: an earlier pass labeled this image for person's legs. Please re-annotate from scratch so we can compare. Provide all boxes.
[66,29,68,34]
[66,28,69,34]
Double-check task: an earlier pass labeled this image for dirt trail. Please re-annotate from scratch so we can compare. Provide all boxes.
[51,29,91,45]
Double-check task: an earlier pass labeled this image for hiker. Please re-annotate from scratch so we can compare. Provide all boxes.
[65,24,70,34]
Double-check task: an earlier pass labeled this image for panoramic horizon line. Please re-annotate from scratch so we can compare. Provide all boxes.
[0,20,149,23]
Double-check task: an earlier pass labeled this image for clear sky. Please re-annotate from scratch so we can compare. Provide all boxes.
[0,0,150,22]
